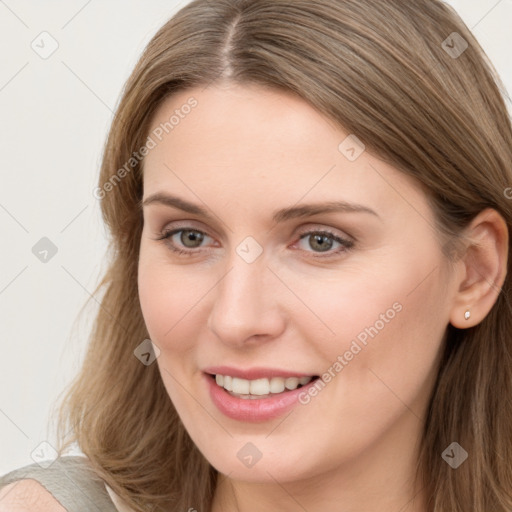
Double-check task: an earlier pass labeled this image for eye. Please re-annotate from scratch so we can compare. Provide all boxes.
[294,229,354,258]
[156,228,214,256]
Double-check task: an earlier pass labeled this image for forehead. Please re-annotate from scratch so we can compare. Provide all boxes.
[141,83,427,224]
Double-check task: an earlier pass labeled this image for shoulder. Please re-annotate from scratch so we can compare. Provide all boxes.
[0,479,66,511]
[0,456,119,512]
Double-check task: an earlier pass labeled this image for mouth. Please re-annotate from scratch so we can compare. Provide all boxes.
[202,366,322,421]
[208,373,320,400]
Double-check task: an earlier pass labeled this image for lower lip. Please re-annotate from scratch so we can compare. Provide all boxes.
[204,373,318,422]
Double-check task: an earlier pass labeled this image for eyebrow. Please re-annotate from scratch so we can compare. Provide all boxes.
[141,192,381,223]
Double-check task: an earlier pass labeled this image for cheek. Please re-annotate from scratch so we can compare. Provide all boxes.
[294,252,446,393]
[138,251,221,361]
[278,262,406,357]
[137,257,204,407]
[138,255,197,347]
[335,264,446,419]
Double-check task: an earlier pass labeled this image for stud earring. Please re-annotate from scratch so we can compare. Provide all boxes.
[464,310,471,320]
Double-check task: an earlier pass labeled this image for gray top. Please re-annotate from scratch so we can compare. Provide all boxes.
[0,455,119,511]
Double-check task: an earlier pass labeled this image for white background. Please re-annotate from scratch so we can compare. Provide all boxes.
[1,0,511,474]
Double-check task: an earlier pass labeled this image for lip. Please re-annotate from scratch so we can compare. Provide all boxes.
[203,372,319,422]
[203,366,316,380]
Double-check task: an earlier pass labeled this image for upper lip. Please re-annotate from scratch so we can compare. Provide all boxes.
[203,366,317,380]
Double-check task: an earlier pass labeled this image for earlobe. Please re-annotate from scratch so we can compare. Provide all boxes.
[449,208,509,329]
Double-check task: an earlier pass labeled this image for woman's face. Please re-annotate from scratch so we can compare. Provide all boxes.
[138,83,455,485]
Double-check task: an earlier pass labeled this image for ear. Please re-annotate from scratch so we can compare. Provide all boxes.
[449,208,509,328]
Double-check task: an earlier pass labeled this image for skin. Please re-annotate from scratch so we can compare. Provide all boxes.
[137,82,508,512]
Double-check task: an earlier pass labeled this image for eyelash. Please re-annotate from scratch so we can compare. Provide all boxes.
[154,226,355,259]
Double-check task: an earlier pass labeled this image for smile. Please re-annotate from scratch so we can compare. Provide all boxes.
[203,371,320,422]
[214,374,314,398]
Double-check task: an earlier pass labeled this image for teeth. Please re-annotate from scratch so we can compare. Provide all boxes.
[224,375,233,391]
[269,377,285,393]
[285,377,299,390]
[232,377,250,394]
[250,378,269,395]
[214,374,313,397]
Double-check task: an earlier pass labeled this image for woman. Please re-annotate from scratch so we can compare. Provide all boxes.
[1,0,511,511]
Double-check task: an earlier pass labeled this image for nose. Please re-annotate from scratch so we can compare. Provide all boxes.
[206,250,286,348]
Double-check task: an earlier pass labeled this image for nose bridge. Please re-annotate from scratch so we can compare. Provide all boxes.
[207,243,284,345]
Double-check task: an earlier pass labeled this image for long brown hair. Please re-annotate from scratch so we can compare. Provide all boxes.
[53,1,512,510]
